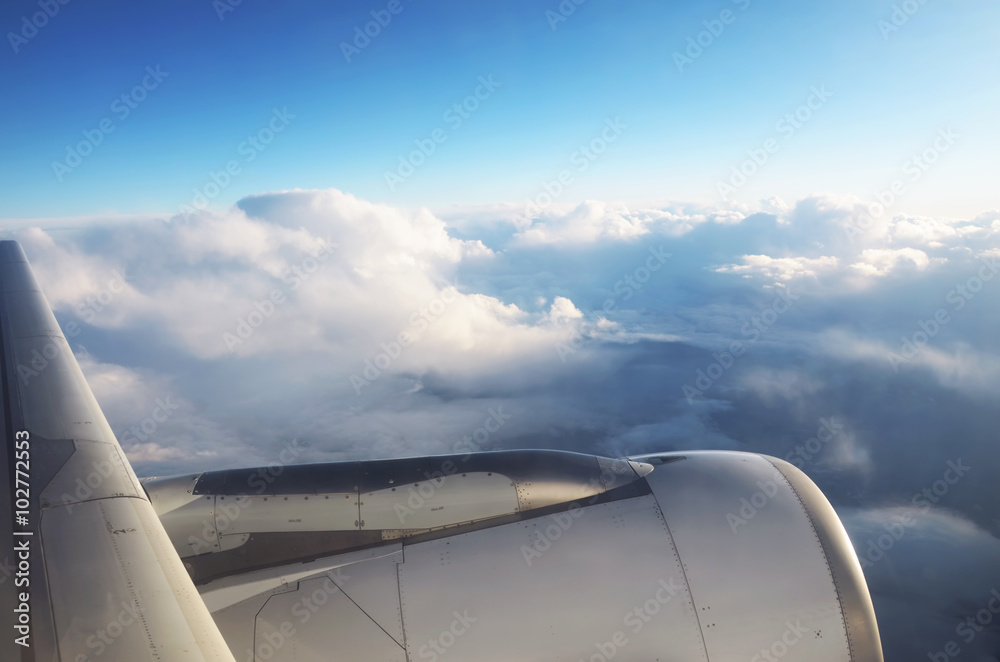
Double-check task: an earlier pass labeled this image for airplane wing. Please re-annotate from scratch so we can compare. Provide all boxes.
[0,240,236,662]
[2,239,884,661]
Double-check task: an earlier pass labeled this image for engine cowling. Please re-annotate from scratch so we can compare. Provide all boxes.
[143,449,882,662]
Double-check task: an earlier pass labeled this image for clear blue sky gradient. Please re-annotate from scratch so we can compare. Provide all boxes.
[1,0,997,219]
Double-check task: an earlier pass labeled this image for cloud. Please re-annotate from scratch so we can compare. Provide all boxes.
[22,191,588,385]
[8,189,1000,500]
[849,247,941,276]
[715,254,839,281]
[545,296,584,324]
[18,227,140,320]
[9,188,1000,658]
[841,507,1000,661]
[76,352,235,471]
[512,199,744,245]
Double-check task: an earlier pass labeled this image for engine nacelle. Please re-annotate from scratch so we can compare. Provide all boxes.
[144,449,882,661]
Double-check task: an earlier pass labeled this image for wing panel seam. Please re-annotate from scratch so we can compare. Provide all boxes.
[644,481,712,662]
[760,456,855,662]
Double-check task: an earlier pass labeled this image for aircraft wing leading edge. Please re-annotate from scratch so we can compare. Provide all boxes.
[0,240,236,662]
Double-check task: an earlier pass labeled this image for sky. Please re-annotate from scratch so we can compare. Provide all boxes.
[2,1,1000,661]
[1,0,999,219]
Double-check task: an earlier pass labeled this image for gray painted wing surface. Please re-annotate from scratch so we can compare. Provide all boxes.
[0,241,236,662]
[396,494,709,662]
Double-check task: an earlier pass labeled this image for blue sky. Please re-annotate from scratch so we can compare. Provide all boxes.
[1,0,997,219]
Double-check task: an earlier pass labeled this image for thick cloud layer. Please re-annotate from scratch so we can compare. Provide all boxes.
[10,188,1000,660]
